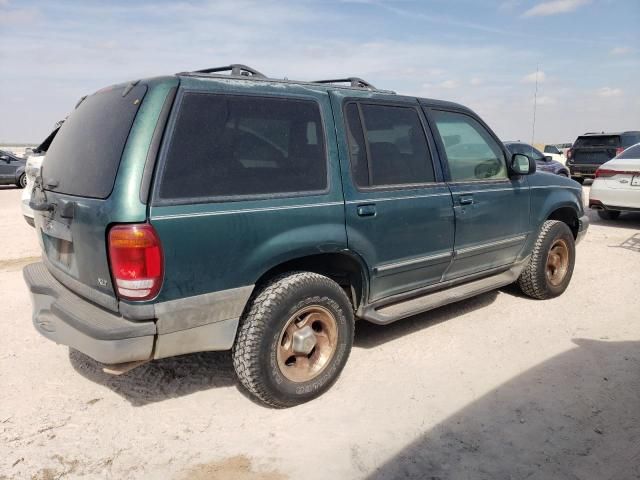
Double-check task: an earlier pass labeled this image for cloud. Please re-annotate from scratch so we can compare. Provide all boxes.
[610,46,632,56]
[522,0,589,17]
[597,87,623,98]
[0,5,40,24]
[470,77,483,86]
[522,71,546,83]
[440,80,458,89]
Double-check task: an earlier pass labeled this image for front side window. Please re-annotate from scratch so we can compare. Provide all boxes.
[431,110,507,182]
[158,93,327,200]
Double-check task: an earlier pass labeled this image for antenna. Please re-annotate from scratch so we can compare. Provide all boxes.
[531,64,539,149]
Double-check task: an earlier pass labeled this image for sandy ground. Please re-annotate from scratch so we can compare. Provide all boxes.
[1,184,639,480]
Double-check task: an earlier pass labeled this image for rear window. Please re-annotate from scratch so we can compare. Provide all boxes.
[157,93,327,201]
[43,84,147,199]
[574,135,620,148]
[617,143,640,159]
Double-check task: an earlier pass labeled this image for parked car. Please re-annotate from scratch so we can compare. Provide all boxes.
[555,143,573,156]
[23,64,589,407]
[589,143,640,220]
[21,121,64,227]
[567,131,640,183]
[533,143,565,164]
[0,149,27,188]
[504,142,570,177]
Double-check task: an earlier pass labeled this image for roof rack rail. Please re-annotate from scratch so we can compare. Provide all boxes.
[194,64,266,78]
[313,77,377,90]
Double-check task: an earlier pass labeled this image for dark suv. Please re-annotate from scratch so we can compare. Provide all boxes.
[567,131,640,183]
[24,64,589,407]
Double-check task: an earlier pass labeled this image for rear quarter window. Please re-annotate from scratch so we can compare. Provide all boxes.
[43,84,147,199]
[157,93,327,202]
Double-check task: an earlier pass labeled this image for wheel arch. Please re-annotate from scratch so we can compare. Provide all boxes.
[251,251,370,312]
[546,205,580,239]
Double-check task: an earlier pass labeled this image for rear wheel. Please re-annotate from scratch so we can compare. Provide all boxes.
[518,220,576,300]
[17,173,27,189]
[597,209,620,220]
[571,176,584,184]
[232,272,354,408]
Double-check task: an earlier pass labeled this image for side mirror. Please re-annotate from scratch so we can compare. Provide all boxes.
[544,155,553,162]
[510,153,536,175]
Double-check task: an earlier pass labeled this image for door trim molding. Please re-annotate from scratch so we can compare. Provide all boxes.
[454,233,528,259]
[374,251,453,277]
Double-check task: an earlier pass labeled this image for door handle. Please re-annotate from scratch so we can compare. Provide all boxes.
[357,204,376,217]
[459,195,474,205]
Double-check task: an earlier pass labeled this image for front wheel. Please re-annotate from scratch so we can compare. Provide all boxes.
[232,272,354,408]
[597,209,620,220]
[518,220,576,300]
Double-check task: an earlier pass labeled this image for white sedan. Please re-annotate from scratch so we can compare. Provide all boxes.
[589,143,640,220]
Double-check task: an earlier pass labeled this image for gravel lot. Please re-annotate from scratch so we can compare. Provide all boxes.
[1,184,639,480]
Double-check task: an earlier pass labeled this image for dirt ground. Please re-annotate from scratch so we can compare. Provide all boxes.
[1,184,639,480]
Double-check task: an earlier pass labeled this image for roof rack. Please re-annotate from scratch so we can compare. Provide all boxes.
[193,64,266,78]
[313,77,377,90]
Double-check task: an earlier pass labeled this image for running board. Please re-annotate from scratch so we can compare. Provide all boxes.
[361,262,526,325]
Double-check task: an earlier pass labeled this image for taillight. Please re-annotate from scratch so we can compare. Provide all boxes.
[595,168,616,178]
[615,147,625,156]
[567,148,573,160]
[108,224,163,300]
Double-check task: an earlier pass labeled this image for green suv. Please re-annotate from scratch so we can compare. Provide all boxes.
[24,64,589,407]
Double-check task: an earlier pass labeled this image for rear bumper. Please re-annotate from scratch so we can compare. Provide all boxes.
[568,165,599,177]
[23,262,251,366]
[576,214,589,244]
[24,262,156,364]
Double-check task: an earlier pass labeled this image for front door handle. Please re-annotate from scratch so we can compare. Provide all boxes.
[357,204,377,217]
[459,195,474,205]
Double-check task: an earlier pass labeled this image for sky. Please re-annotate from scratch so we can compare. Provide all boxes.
[0,0,638,144]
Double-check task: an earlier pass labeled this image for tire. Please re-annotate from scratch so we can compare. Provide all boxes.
[232,272,354,408]
[571,176,584,184]
[17,173,27,189]
[597,209,620,220]
[558,171,569,177]
[517,220,576,300]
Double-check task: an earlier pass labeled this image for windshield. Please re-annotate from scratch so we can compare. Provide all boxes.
[42,83,147,199]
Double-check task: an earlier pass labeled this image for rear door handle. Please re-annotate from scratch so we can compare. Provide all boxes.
[459,195,474,205]
[357,204,377,217]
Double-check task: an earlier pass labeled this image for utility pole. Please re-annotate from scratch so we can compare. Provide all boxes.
[531,64,539,146]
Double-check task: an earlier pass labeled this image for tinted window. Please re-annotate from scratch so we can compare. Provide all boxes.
[431,110,507,181]
[158,93,327,200]
[506,143,544,161]
[344,103,434,187]
[43,84,147,199]
[574,135,620,147]
[616,143,640,159]
[544,145,559,154]
[622,135,640,148]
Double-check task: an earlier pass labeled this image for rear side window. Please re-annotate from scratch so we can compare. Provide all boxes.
[616,143,640,159]
[544,145,559,154]
[43,84,147,199]
[158,93,327,201]
[574,135,620,147]
[622,135,640,148]
[344,102,435,187]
